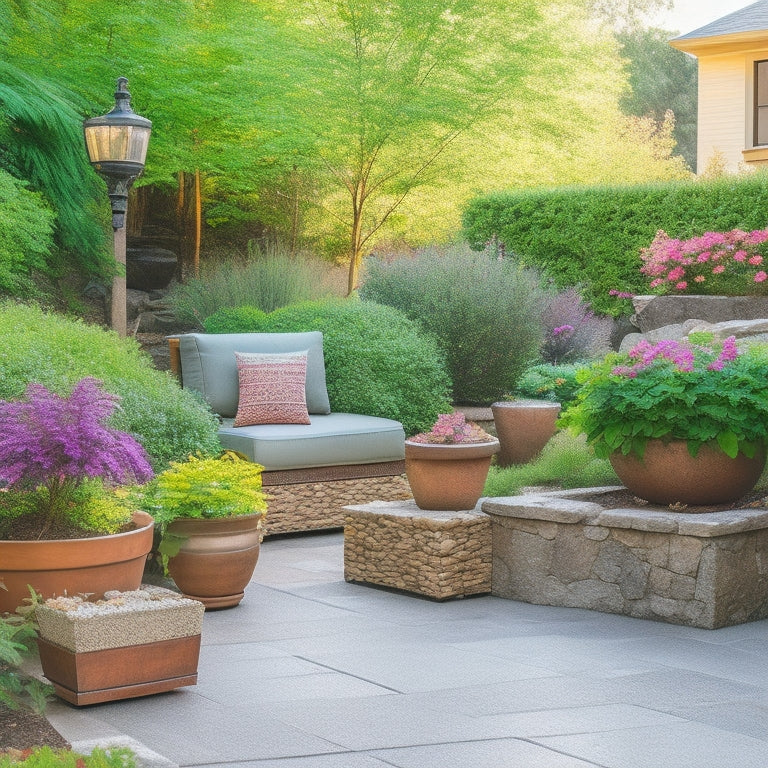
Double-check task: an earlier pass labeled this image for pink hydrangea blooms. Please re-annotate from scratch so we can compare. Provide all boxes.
[640,228,768,295]
[611,336,740,378]
[409,412,494,444]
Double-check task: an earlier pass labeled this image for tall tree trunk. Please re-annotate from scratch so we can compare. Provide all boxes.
[193,169,202,278]
[347,205,364,296]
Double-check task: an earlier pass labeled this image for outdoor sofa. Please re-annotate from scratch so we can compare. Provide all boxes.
[169,331,411,535]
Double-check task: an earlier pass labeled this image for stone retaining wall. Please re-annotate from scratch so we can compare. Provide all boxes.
[344,500,492,600]
[483,487,768,629]
[265,475,412,536]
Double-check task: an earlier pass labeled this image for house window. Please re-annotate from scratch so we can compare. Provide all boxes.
[755,60,768,146]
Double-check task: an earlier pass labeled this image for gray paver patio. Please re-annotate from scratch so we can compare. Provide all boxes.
[43,531,768,768]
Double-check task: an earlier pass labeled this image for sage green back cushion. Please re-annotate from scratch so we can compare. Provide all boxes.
[177,332,331,417]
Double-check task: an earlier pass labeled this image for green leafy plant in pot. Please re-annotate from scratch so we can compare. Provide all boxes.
[559,333,768,505]
[137,452,268,609]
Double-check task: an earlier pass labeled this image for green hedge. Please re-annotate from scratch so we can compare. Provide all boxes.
[204,300,452,435]
[0,302,221,469]
[462,174,768,314]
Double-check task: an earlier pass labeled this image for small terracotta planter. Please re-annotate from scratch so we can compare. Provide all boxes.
[491,400,561,467]
[166,513,264,609]
[404,439,499,511]
[0,511,154,616]
[36,586,204,705]
[610,440,767,506]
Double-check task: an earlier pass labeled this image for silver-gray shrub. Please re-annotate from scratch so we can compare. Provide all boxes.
[167,241,337,326]
[360,244,547,404]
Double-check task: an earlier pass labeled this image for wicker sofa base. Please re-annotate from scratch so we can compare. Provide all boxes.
[262,467,412,536]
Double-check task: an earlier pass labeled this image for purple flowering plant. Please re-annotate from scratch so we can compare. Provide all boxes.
[640,228,768,295]
[559,333,768,460]
[0,378,154,539]
[408,412,495,444]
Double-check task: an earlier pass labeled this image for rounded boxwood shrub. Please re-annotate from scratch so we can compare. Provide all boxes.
[203,299,452,435]
[0,302,221,469]
[360,245,547,404]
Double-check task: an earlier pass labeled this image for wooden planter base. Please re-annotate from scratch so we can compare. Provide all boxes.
[37,635,201,706]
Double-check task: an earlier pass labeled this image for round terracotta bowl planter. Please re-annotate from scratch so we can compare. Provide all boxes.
[491,400,561,467]
[0,511,154,616]
[609,440,767,506]
[166,513,264,610]
[404,439,500,511]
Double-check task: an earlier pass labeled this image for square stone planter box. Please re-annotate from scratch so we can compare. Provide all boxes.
[483,486,768,629]
[36,585,204,705]
[344,500,492,600]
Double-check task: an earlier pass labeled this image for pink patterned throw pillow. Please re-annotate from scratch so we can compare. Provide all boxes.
[234,350,311,426]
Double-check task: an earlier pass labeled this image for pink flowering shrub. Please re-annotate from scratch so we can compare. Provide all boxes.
[0,378,154,537]
[640,228,768,295]
[559,334,768,459]
[408,412,495,444]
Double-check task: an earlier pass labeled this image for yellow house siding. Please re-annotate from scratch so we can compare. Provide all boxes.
[697,54,749,173]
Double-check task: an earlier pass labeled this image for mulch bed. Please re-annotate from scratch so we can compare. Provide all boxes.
[575,487,768,513]
[0,704,70,754]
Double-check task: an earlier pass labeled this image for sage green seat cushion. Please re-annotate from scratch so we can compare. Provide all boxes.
[178,332,331,417]
[218,413,405,471]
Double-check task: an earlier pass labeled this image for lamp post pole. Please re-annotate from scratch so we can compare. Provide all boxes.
[83,78,151,336]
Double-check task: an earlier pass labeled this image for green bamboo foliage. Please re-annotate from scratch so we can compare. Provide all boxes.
[0,61,110,277]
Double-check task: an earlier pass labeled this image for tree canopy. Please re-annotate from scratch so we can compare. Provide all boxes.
[0,0,697,292]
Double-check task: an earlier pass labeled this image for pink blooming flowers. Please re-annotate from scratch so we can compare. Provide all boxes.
[640,228,768,295]
[409,412,494,444]
[611,336,740,379]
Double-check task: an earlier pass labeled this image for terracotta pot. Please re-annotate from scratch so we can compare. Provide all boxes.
[0,511,154,616]
[491,400,561,467]
[404,439,499,511]
[166,513,264,609]
[609,440,767,506]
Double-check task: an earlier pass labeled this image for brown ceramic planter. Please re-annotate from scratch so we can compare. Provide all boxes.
[404,439,499,511]
[0,511,154,616]
[491,400,561,467]
[166,513,264,609]
[610,440,767,506]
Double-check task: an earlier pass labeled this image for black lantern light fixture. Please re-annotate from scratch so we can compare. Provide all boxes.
[83,77,151,335]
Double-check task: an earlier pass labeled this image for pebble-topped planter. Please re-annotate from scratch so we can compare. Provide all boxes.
[36,585,204,705]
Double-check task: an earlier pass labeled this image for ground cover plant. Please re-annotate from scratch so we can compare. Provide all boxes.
[511,363,584,409]
[0,303,221,469]
[166,241,336,326]
[204,299,451,435]
[483,431,619,497]
[360,244,546,404]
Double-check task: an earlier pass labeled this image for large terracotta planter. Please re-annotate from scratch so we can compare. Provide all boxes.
[610,440,767,506]
[404,439,499,511]
[0,511,154,616]
[166,513,264,609]
[491,400,561,466]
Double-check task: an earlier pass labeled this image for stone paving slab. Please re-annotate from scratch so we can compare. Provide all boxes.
[43,532,768,768]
